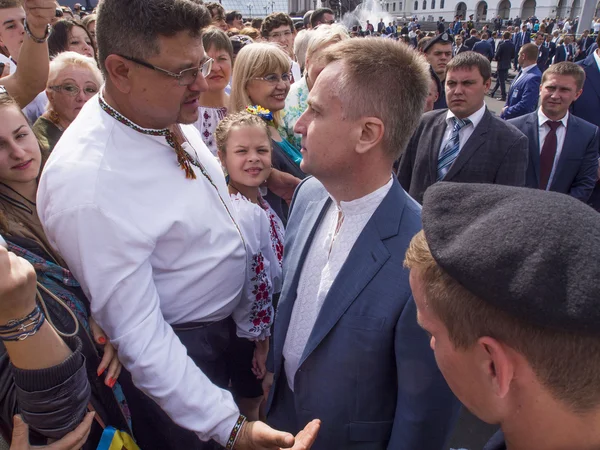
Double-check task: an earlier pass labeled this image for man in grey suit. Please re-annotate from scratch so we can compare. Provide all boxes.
[398,52,528,204]
[264,38,459,450]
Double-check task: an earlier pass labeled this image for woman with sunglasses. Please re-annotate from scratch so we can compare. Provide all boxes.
[33,52,102,152]
[230,43,305,222]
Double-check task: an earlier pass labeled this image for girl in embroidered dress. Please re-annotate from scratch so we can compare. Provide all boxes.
[215,111,284,421]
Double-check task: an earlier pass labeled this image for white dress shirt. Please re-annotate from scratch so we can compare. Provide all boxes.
[37,93,248,446]
[282,177,393,391]
[513,62,536,85]
[538,108,569,189]
[594,48,600,73]
[439,102,487,158]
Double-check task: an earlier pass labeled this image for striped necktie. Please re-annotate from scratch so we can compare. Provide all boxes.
[437,117,472,181]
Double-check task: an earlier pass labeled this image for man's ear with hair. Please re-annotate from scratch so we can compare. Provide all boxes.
[355,117,385,155]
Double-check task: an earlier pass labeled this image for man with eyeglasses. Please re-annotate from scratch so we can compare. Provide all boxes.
[310,8,335,28]
[261,13,302,83]
[37,0,318,449]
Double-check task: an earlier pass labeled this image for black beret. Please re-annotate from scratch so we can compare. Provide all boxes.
[423,32,454,53]
[422,183,600,335]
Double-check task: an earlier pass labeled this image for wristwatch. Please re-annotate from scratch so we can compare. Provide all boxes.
[24,20,51,44]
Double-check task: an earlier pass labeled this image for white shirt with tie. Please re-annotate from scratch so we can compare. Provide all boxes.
[439,102,487,159]
[537,108,569,189]
[282,177,393,391]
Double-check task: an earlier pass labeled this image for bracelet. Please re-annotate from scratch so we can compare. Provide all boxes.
[0,305,41,332]
[225,414,246,450]
[0,312,45,341]
[23,20,51,44]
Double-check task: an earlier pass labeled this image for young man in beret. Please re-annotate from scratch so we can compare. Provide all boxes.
[404,182,600,450]
[422,32,453,109]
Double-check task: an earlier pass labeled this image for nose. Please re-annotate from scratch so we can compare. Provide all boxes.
[9,141,27,161]
[190,72,209,93]
[294,110,308,136]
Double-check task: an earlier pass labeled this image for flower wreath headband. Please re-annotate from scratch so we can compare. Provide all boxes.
[246,105,275,127]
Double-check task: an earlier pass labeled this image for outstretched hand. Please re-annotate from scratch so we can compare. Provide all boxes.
[234,419,320,450]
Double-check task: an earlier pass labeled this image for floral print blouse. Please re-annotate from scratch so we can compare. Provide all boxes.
[279,76,308,150]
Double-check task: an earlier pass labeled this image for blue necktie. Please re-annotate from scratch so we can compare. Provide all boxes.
[437,117,472,181]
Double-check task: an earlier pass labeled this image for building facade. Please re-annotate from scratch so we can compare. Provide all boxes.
[377,0,600,22]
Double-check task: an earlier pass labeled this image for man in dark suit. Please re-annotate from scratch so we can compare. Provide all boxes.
[509,62,599,202]
[465,28,480,49]
[575,29,594,61]
[398,52,528,204]
[377,18,385,33]
[534,32,549,72]
[266,38,459,450]
[405,182,600,450]
[545,33,556,69]
[454,34,468,55]
[572,33,600,210]
[490,31,515,100]
[488,31,497,58]
[513,24,531,69]
[473,32,494,60]
[554,35,575,63]
[501,43,542,119]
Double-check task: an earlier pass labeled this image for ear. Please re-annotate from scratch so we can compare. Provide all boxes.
[103,55,134,94]
[477,336,514,399]
[355,117,385,155]
[484,77,492,90]
[45,88,54,104]
[573,88,584,102]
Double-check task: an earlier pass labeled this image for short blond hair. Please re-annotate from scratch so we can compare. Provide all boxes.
[47,51,103,87]
[305,24,349,64]
[229,43,291,126]
[321,39,430,160]
[404,230,600,413]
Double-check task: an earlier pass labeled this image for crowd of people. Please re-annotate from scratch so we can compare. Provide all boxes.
[0,0,599,450]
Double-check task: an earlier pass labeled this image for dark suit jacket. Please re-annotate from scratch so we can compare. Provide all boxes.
[495,40,516,70]
[536,44,549,71]
[587,42,598,56]
[508,111,599,202]
[483,431,506,450]
[473,39,493,59]
[398,108,528,204]
[501,65,542,119]
[465,36,480,49]
[455,44,470,54]
[513,30,531,50]
[572,53,600,128]
[266,177,459,450]
[546,41,557,65]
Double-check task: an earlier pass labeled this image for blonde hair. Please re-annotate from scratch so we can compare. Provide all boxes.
[293,29,312,71]
[215,111,271,153]
[48,51,103,86]
[305,24,349,64]
[229,43,291,126]
[239,26,260,40]
[404,230,600,413]
[46,52,103,111]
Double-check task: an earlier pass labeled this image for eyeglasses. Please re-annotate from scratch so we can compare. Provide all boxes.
[268,30,293,39]
[49,83,99,97]
[119,55,214,86]
[252,73,292,85]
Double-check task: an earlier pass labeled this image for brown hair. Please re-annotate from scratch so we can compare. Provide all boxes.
[542,61,586,91]
[404,230,600,413]
[202,26,234,62]
[215,111,270,154]
[96,0,210,77]
[206,2,225,20]
[520,42,539,61]
[238,26,260,40]
[261,12,294,38]
[48,19,97,59]
[446,50,492,81]
[0,0,21,9]
[321,38,430,160]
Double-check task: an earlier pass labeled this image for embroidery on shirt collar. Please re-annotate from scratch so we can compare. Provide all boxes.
[98,91,199,179]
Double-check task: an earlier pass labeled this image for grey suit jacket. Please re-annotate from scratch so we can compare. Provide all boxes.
[266,177,459,450]
[398,108,529,204]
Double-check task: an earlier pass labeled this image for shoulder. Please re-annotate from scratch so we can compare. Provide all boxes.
[507,112,535,129]
[294,176,327,203]
[570,114,599,135]
[488,112,528,138]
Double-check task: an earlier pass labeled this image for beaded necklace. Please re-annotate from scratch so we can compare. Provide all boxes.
[98,92,246,248]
